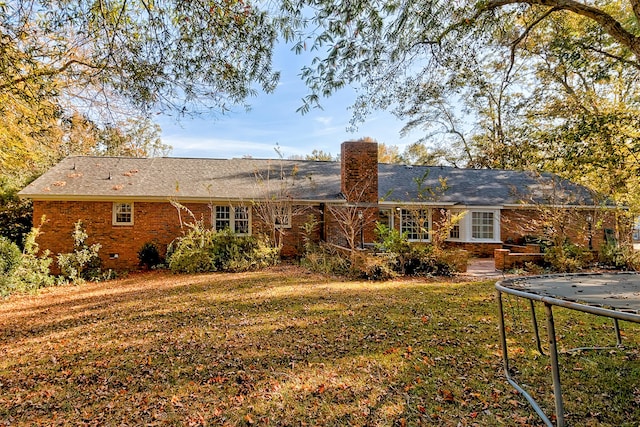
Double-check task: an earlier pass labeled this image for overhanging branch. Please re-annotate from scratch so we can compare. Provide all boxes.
[483,0,640,60]
[0,58,102,91]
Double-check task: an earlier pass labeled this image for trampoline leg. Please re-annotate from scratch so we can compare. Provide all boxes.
[544,302,565,427]
[497,290,510,375]
[530,299,545,355]
[497,290,554,427]
[614,319,622,347]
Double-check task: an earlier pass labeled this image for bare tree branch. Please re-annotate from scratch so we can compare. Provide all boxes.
[0,58,100,91]
[507,7,558,77]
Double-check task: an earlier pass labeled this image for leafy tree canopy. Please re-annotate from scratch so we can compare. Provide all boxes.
[283,0,639,114]
[281,0,640,213]
[2,0,280,116]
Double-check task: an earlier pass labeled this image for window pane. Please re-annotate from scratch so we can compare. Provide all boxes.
[274,206,291,228]
[401,209,428,240]
[115,203,132,224]
[215,206,231,231]
[472,212,494,239]
[235,207,249,234]
[379,209,392,229]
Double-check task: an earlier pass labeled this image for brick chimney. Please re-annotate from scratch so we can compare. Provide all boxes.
[340,140,378,203]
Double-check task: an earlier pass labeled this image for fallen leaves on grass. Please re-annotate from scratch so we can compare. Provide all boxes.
[0,267,638,426]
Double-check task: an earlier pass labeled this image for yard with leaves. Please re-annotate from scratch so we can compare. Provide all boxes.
[1,266,639,426]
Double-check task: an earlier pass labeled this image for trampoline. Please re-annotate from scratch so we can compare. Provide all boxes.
[496,273,640,427]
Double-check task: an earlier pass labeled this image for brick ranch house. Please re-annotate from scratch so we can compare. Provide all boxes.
[19,140,617,271]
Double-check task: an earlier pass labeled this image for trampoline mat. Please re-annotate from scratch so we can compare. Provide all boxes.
[505,273,640,314]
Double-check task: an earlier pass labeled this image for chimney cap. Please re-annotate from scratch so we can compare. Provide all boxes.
[343,137,378,143]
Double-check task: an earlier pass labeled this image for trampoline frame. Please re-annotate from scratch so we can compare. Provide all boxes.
[496,273,640,427]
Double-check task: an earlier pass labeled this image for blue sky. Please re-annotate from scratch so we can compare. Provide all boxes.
[158,44,418,160]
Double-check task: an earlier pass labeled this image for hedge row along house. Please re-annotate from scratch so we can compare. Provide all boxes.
[19,140,619,271]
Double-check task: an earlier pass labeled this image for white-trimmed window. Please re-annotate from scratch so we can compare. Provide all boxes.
[214,206,250,234]
[445,209,500,242]
[113,202,133,225]
[447,208,500,243]
[215,206,231,231]
[400,208,430,241]
[472,211,495,240]
[274,206,292,229]
[234,206,250,234]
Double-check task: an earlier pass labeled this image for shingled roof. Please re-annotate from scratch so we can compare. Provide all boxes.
[378,164,598,206]
[19,156,344,202]
[19,156,598,206]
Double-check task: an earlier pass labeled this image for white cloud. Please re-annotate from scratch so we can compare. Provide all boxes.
[314,116,333,126]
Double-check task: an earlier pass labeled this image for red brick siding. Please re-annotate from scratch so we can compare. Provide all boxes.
[323,205,379,248]
[33,200,213,271]
[34,200,327,270]
[500,208,616,250]
[251,205,322,257]
[33,198,619,273]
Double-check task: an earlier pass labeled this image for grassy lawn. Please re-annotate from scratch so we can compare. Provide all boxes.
[1,266,639,426]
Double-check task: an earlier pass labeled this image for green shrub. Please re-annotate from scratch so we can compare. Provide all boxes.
[374,223,410,254]
[300,241,466,280]
[0,177,33,249]
[300,243,352,276]
[0,237,21,275]
[544,242,592,273]
[599,242,640,270]
[167,225,279,273]
[138,242,163,269]
[15,229,56,291]
[0,237,21,295]
[1,222,56,296]
[56,221,102,284]
[350,253,397,280]
[374,223,468,277]
[395,245,445,276]
[300,222,468,279]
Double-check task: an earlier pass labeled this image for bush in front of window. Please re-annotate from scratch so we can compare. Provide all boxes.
[300,222,469,279]
[374,222,468,277]
[374,223,411,255]
[167,225,279,273]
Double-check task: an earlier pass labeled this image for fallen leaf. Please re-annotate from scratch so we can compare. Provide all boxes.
[439,388,455,403]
